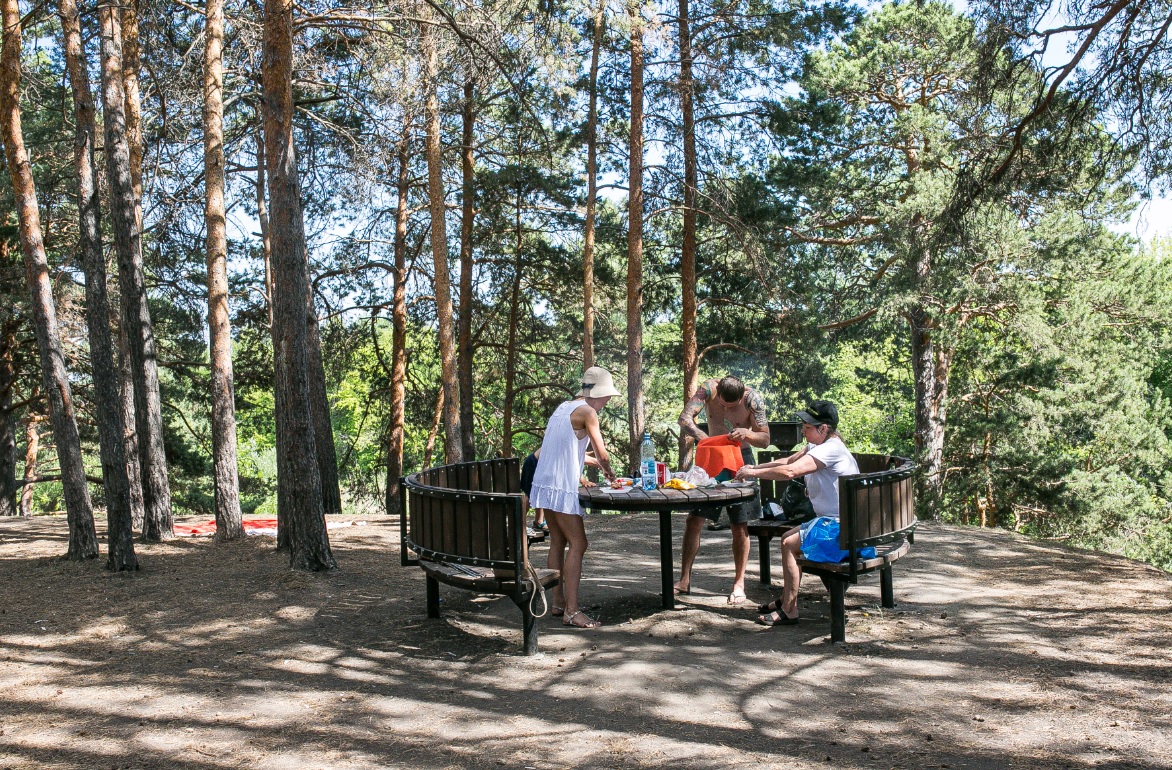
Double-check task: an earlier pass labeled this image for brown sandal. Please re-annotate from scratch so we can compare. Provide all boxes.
[563,610,601,629]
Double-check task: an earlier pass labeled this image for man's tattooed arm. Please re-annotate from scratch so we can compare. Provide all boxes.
[744,389,771,447]
[677,382,712,441]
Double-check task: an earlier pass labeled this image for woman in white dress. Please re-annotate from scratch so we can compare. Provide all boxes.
[529,367,619,629]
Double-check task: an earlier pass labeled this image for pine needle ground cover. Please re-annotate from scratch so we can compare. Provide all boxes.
[1,513,1169,769]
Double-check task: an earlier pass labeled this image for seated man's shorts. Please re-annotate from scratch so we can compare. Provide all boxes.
[520,453,538,497]
[692,496,761,525]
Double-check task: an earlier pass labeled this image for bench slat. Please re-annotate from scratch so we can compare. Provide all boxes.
[421,560,560,592]
[491,499,513,561]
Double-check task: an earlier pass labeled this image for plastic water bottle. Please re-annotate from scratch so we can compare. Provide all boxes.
[640,432,656,490]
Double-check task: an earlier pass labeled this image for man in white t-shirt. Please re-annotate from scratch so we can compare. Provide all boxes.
[735,400,859,625]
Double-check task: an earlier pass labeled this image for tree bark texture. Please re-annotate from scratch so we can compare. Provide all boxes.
[502,182,523,458]
[118,0,146,531]
[19,417,38,517]
[255,122,286,547]
[583,0,604,370]
[626,1,646,472]
[457,76,476,460]
[1,0,98,557]
[385,132,410,519]
[677,0,698,468]
[120,0,143,221]
[97,5,173,541]
[0,323,16,518]
[262,0,335,570]
[305,299,341,514]
[908,224,949,519]
[256,123,274,328]
[910,306,950,519]
[204,0,244,540]
[422,386,444,470]
[118,319,145,531]
[59,0,137,570]
[422,22,463,465]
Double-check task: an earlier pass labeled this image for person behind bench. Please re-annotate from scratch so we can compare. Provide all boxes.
[735,400,859,625]
[675,375,770,605]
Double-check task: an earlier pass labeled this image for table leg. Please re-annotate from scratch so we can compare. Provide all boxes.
[660,509,674,610]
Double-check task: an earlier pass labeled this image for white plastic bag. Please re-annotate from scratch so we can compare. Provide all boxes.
[683,465,716,488]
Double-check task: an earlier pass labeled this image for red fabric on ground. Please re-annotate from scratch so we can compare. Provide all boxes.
[173,518,279,537]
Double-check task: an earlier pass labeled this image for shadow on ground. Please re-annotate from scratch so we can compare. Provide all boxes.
[1,512,1169,770]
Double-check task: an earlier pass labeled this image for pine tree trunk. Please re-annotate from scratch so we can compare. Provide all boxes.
[457,76,476,460]
[583,0,604,370]
[120,0,143,219]
[118,319,145,531]
[97,4,173,541]
[0,322,16,518]
[305,301,341,514]
[203,0,244,540]
[910,310,950,520]
[256,122,284,547]
[19,417,38,517]
[502,183,523,458]
[422,21,463,464]
[256,121,274,329]
[263,0,334,570]
[59,0,137,570]
[908,222,949,519]
[626,1,646,471]
[423,387,444,470]
[1,0,98,557]
[385,131,410,519]
[678,0,698,468]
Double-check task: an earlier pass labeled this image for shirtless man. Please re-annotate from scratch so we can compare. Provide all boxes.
[675,375,770,604]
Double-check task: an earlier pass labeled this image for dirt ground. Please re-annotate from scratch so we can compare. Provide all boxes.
[1,511,1170,770]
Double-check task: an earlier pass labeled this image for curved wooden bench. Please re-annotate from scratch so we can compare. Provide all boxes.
[748,453,917,643]
[399,458,560,655]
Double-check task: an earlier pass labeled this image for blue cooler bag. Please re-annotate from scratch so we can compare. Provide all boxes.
[799,517,876,563]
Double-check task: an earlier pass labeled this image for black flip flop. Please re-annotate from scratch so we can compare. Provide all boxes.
[757,610,799,626]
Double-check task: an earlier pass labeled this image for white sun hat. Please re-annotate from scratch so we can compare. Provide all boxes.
[576,366,621,399]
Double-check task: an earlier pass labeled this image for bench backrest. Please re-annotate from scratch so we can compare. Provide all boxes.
[400,458,526,579]
[838,459,916,546]
[755,450,916,548]
[415,458,521,495]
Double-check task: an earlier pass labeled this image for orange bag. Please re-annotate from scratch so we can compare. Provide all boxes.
[694,434,745,480]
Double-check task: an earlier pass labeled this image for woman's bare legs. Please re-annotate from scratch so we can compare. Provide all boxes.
[545,508,566,611]
[758,527,802,621]
[546,510,599,627]
[778,527,802,617]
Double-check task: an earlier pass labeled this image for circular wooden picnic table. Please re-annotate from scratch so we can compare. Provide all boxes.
[578,482,758,609]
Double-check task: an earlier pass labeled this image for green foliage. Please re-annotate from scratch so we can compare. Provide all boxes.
[3,0,1169,579]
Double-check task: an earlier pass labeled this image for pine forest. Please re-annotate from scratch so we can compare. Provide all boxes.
[1,0,1170,571]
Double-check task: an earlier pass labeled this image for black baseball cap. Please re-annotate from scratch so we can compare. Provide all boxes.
[796,400,839,429]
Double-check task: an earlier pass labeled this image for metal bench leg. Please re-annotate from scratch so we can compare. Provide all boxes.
[521,603,538,656]
[757,536,772,585]
[826,579,847,643]
[426,575,440,618]
[880,565,895,609]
